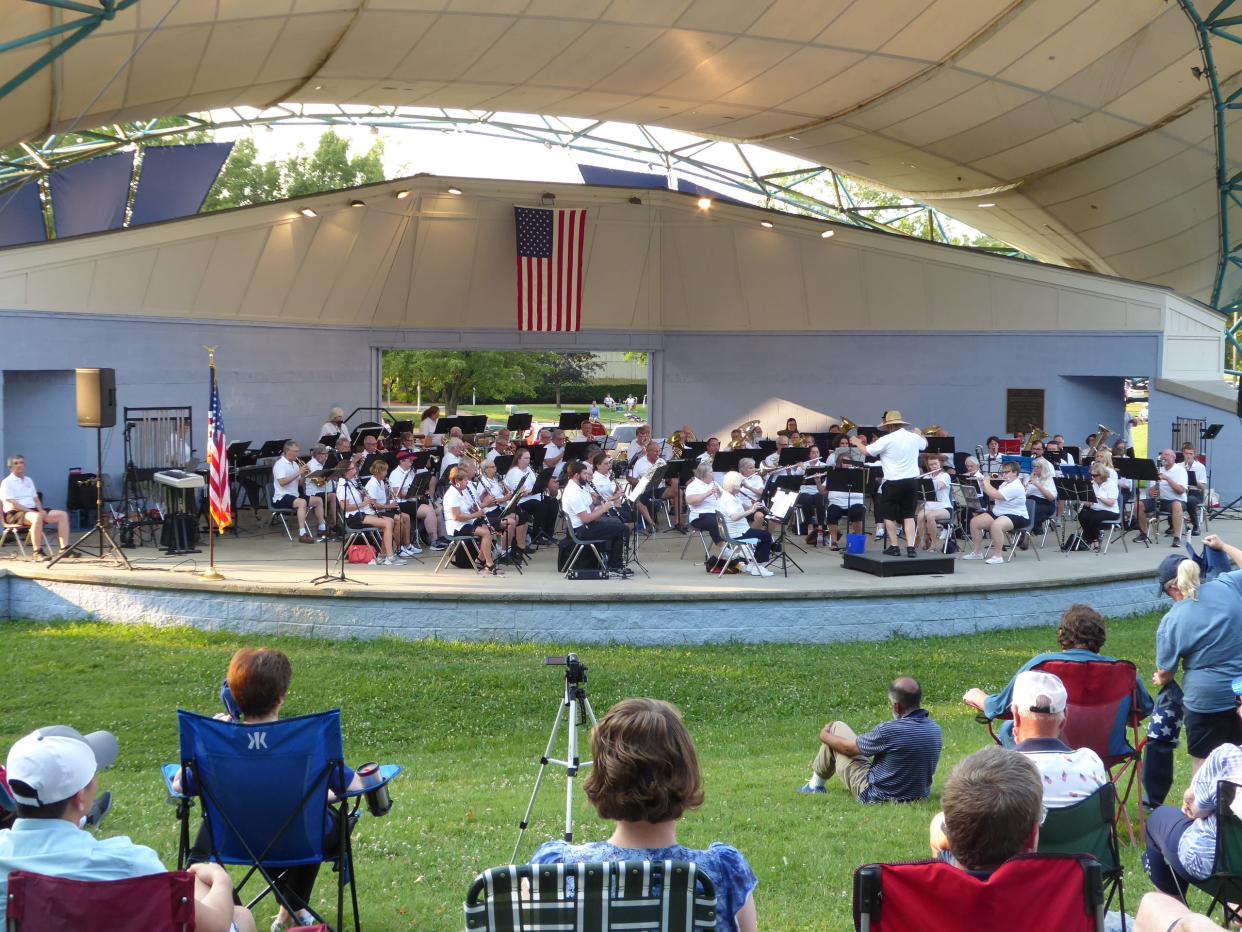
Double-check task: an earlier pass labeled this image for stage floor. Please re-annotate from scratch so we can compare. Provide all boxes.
[2,519,1233,644]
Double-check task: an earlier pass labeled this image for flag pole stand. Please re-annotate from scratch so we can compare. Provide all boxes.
[200,346,226,581]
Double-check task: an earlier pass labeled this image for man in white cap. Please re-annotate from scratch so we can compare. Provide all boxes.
[1008,670,1108,808]
[0,726,255,932]
[850,410,927,558]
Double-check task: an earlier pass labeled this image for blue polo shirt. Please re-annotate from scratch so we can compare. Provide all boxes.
[854,708,943,803]
[0,819,167,924]
[1157,570,1242,713]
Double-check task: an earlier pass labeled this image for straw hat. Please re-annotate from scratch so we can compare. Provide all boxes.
[880,410,909,428]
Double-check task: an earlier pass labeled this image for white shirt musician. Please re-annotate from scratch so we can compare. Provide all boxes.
[685,462,724,546]
[562,461,630,576]
[334,463,401,564]
[629,440,670,532]
[271,440,324,542]
[963,462,1029,563]
[440,439,465,477]
[1136,449,1189,543]
[717,472,774,575]
[1,454,70,557]
[763,436,791,472]
[1076,463,1120,547]
[913,455,951,552]
[319,406,350,443]
[1181,445,1208,535]
[851,411,927,557]
[442,466,502,574]
[544,430,568,480]
[979,437,1005,475]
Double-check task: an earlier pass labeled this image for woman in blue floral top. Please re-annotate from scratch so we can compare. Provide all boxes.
[530,698,757,932]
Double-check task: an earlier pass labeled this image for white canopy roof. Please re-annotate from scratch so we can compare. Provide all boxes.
[3,0,1237,302]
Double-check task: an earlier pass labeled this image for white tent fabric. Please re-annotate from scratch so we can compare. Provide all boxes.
[1,0,1237,302]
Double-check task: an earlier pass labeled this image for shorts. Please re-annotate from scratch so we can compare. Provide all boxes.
[271,493,299,510]
[825,503,866,524]
[880,477,920,522]
[1151,499,1184,515]
[345,513,369,530]
[991,512,1030,531]
[451,519,483,536]
[1184,707,1242,759]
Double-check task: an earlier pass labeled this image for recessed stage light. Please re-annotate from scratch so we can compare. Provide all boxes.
[447,187,463,196]
[697,197,711,210]
[821,230,835,238]
[394,190,410,199]
[299,207,317,218]
[349,199,365,208]
[760,220,774,228]
[978,202,996,208]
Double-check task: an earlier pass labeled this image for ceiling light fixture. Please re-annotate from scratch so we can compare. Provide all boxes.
[541,192,556,206]
[394,190,410,199]
[821,230,835,239]
[697,197,711,210]
[349,199,365,208]
[977,202,996,208]
[760,220,774,228]
[447,187,463,196]
[299,207,318,218]
[628,196,642,205]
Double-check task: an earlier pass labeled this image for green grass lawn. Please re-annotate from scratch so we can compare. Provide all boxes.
[385,403,647,431]
[0,615,1187,930]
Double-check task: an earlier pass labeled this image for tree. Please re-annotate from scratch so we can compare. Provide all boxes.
[202,130,385,212]
[622,351,648,367]
[536,352,604,408]
[382,351,550,415]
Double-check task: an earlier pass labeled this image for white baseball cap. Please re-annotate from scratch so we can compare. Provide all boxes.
[6,726,118,807]
[1012,671,1068,715]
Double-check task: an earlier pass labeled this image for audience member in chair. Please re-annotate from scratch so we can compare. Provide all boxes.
[1143,675,1242,901]
[1005,671,1107,807]
[927,746,1043,875]
[174,648,369,932]
[963,604,1154,745]
[530,698,757,932]
[0,726,255,932]
[797,677,942,802]
[1,454,71,560]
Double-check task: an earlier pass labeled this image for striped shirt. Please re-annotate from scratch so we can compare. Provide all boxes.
[1180,743,1242,879]
[855,708,943,803]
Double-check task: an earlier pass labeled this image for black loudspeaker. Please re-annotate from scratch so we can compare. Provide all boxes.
[75,368,116,428]
[1237,380,1242,418]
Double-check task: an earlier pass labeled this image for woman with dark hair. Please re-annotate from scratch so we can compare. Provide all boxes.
[175,648,372,931]
[530,698,757,932]
[419,406,440,446]
[961,604,1153,745]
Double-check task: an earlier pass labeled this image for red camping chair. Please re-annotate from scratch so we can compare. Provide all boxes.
[853,854,1104,931]
[5,871,197,931]
[987,658,1147,844]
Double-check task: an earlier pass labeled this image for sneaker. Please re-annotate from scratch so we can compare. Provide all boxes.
[382,555,408,566]
[298,532,314,544]
[746,564,764,576]
[961,552,985,561]
[985,555,1005,565]
[610,567,635,579]
[407,544,422,555]
[758,565,775,577]
[906,546,917,559]
[797,784,826,794]
[874,527,885,539]
[882,546,901,557]
[1133,533,1151,544]
[1191,528,1201,537]
[431,539,449,551]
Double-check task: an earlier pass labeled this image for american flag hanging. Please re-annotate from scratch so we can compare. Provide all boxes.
[207,363,232,533]
[515,206,586,331]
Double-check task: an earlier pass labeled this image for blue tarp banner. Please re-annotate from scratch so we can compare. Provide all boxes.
[130,142,233,226]
[675,178,748,207]
[577,164,669,189]
[0,183,46,248]
[50,151,134,237]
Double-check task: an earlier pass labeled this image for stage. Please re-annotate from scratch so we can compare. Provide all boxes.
[2,520,1224,645]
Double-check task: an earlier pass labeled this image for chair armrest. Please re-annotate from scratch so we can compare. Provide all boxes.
[341,763,403,798]
[162,763,189,799]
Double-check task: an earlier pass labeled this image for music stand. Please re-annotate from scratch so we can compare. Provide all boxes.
[709,451,749,474]
[310,467,366,587]
[507,412,533,433]
[458,415,488,435]
[563,440,593,464]
[256,439,289,458]
[557,412,586,431]
[766,481,804,575]
[778,447,812,467]
[925,436,956,455]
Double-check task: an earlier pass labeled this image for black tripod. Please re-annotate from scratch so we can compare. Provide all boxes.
[310,470,365,586]
[512,654,598,861]
[48,427,132,569]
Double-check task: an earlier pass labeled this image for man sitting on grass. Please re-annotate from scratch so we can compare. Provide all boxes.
[0,725,255,932]
[928,746,1043,875]
[797,677,942,802]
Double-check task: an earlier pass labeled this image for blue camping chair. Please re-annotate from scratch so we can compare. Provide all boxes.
[162,709,401,932]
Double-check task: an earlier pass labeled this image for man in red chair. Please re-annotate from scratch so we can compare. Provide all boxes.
[0,726,255,932]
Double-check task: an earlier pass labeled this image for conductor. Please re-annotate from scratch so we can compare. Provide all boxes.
[850,411,927,558]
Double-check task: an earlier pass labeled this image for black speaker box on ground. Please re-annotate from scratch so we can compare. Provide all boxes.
[75,368,116,428]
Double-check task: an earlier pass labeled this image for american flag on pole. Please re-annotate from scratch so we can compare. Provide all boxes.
[207,363,232,533]
[515,206,586,331]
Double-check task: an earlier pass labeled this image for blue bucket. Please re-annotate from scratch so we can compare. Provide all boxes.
[845,534,866,555]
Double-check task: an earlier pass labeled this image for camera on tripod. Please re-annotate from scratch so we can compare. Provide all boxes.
[545,653,587,686]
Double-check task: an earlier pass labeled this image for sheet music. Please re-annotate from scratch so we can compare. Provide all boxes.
[769,489,797,520]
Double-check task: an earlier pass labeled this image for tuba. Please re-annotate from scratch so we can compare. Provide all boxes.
[836,417,857,435]
[1024,427,1048,451]
[733,419,761,450]
[670,430,685,459]
[1095,424,1115,450]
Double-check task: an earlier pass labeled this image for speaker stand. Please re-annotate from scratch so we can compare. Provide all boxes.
[48,427,133,570]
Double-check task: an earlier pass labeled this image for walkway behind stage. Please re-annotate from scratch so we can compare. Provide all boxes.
[3,521,1225,645]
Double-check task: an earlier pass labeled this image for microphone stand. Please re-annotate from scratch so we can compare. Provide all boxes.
[310,470,365,586]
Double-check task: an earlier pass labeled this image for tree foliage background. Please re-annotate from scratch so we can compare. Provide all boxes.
[382,351,605,414]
